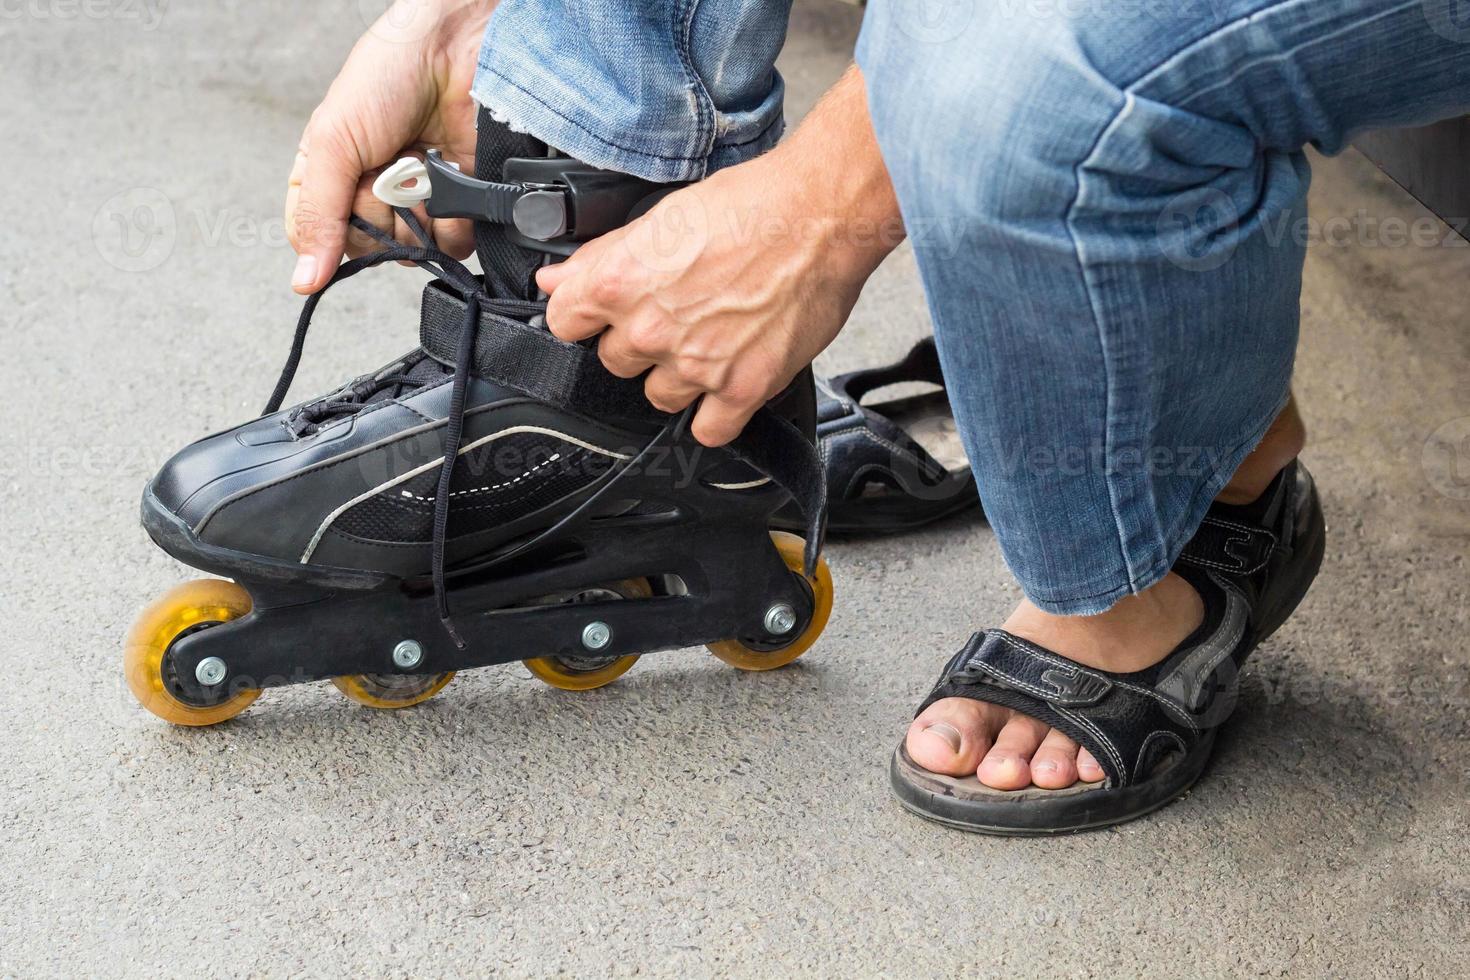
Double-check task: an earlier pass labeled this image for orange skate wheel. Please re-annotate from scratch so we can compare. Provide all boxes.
[124,579,261,726]
[707,531,833,671]
[524,578,652,690]
[331,671,455,709]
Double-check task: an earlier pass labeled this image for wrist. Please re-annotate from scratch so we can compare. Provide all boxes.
[758,148,901,290]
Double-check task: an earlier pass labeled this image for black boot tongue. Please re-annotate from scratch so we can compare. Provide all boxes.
[473,109,548,300]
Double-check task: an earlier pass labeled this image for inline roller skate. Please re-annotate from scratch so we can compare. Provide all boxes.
[125,116,832,726]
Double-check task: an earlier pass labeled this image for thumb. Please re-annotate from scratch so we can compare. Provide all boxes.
[288,125,363,295]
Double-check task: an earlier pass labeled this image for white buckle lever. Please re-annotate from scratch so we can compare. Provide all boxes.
[372,156,433,207]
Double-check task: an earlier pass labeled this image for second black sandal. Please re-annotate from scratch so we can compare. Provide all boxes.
[773,338,980,535]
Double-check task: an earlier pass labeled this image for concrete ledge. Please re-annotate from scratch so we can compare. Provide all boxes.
[1355,117,1470,241]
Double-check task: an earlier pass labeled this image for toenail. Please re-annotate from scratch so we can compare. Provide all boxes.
[1033,760,1058,774]
[922,721,962,752]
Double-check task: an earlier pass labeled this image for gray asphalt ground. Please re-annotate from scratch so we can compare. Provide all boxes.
[4,2,1470,976]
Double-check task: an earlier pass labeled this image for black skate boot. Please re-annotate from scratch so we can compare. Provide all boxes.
[125,112,831,726]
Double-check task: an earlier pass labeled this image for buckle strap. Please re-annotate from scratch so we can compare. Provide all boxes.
[948,630,1114,707]
[1177,516,1277,575]
[396,150,670,254]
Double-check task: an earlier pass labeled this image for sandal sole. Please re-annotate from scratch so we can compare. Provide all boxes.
[889,734,1215,836]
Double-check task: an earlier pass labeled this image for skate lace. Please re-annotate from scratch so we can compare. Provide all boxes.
[263,208,543,648]
[285,356,440,436]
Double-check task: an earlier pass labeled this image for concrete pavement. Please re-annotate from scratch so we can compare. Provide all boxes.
[3,2,1468,975]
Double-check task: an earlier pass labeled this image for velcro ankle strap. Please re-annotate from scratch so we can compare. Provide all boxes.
[419,281,829,570]
[950,630,1113,707]
[1177,517,1277,575]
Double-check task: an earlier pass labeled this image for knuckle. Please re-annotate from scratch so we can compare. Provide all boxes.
[675,350,722,391]
[720,372,770,410]
[625,317,668,357]
[543,289,569,326]
[598,341,638,378]
[588,269,626,308]
[591,250,642,305]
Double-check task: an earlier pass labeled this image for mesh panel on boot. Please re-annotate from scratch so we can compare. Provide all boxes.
[475,108,547,300]
[334,432,617,543]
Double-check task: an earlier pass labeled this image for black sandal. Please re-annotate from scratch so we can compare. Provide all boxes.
[773,338,979,535]
[890,460,1326,835]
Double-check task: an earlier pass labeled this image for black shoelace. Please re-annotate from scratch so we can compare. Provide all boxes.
[263,208,540,648]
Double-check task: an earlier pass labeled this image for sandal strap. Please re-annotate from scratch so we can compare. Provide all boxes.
[1177,460,1304,577]
[826,337,943,404]
[1177,517,1277,575]
[919,630,1213,789]
[815,339,956,498]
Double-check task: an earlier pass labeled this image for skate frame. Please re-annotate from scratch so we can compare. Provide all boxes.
[158,417,816,707]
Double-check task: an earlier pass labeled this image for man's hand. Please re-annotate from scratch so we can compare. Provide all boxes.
[285,0,495,294]
[539,67,904,447]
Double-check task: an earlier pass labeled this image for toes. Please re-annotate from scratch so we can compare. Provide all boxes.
[905,698,994,776]
[906,702,1107,790]
[976,714,1050,790]
[1077,746,1106,783]
[1028,728,1081,789]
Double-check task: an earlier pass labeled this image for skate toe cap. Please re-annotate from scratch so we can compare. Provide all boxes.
[148,415,298,519]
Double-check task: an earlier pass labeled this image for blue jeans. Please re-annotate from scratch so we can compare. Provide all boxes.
[475,0,1470,615]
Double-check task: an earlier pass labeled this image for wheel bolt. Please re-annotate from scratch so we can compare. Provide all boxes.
[764,602,797,636]
[392,639,423,670]
[582,621,612,651]
[195,656,228,687]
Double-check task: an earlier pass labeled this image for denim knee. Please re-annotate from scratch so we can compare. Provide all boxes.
[854,1,1305,612]
[858,4,1120,229]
